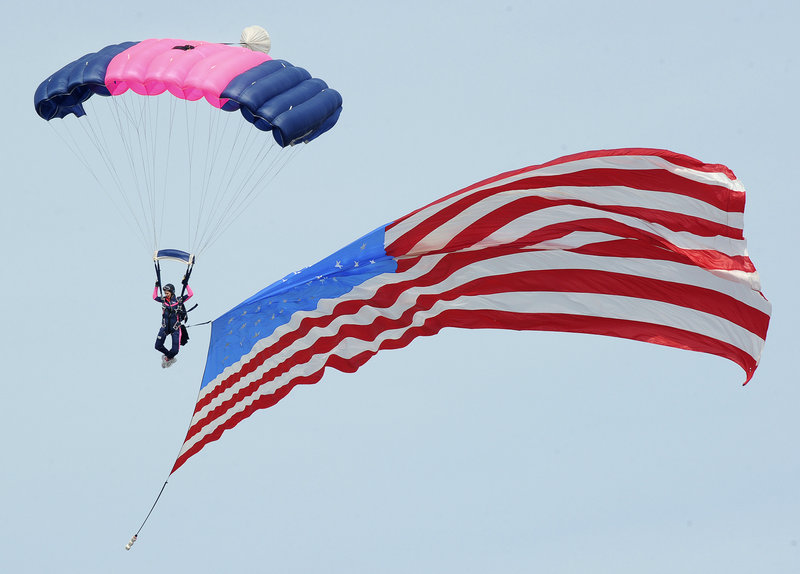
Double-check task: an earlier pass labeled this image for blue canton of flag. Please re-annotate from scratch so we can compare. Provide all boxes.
[201,226,398,388]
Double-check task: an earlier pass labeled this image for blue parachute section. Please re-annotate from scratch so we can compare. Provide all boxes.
[220,60,343,146]
[34,42,138,120]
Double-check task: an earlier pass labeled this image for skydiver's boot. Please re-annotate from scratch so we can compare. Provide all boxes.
[165,356,178,368]
[162,355,169,368]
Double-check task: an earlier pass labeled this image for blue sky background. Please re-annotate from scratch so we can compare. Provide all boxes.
[2,1,799,572]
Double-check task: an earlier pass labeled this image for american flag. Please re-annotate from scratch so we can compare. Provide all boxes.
[172,148,770,473]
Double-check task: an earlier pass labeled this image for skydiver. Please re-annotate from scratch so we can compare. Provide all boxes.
[153,279,193,368]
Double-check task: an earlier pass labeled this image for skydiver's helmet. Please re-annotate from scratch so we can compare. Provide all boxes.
[164,283,175,295]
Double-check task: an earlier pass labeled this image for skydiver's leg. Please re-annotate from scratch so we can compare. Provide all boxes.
[155,327,170,356]
[165,329,181,359]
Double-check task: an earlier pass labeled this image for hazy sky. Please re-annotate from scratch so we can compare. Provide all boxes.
[3,1,799,572]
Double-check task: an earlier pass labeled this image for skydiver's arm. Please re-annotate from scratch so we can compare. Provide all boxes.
[184,285,194,301]
[153,284,161,302]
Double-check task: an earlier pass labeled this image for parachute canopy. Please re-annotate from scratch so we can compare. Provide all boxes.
[34,31,342,147]
[33,29,343,256]
[170,148,771,473]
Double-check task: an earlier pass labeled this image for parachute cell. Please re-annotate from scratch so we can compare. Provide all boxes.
[34,42,136,119]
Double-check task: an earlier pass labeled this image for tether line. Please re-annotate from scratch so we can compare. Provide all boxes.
[125,479,169,550]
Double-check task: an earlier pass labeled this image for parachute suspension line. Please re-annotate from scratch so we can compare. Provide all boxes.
[106,95,149,245]
[196,103,213,250]
[63,93,305,258]
[178,98,191,251]
[189,100,221,252]
[135,94,156,249]
[200,142,302,255]
[48,120,149,253]
[161,98,192,251]
[188,104,213,251]
[62,104,153,252]
[192,102,211,251]
[192,102,229,252]
[145,94,162,250]
[183,99,201,252]
[160,95,176,251]
[108,94,160,252]
[153,95,174,251]
[148,96,166,252]
[164,97,186,252]
[136,93,162,252]
[195,139,282,254]
[190,109,245,251]
[202,104,245,250]
[192,110,261,253]
[133,93,160,253]
[192,131,271,253]
[221,138,283,213]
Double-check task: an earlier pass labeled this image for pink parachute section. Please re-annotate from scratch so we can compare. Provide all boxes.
[104,39,271,108]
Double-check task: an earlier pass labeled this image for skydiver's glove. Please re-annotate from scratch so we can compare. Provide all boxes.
[155,280,160,288]
[181,275,188,286]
